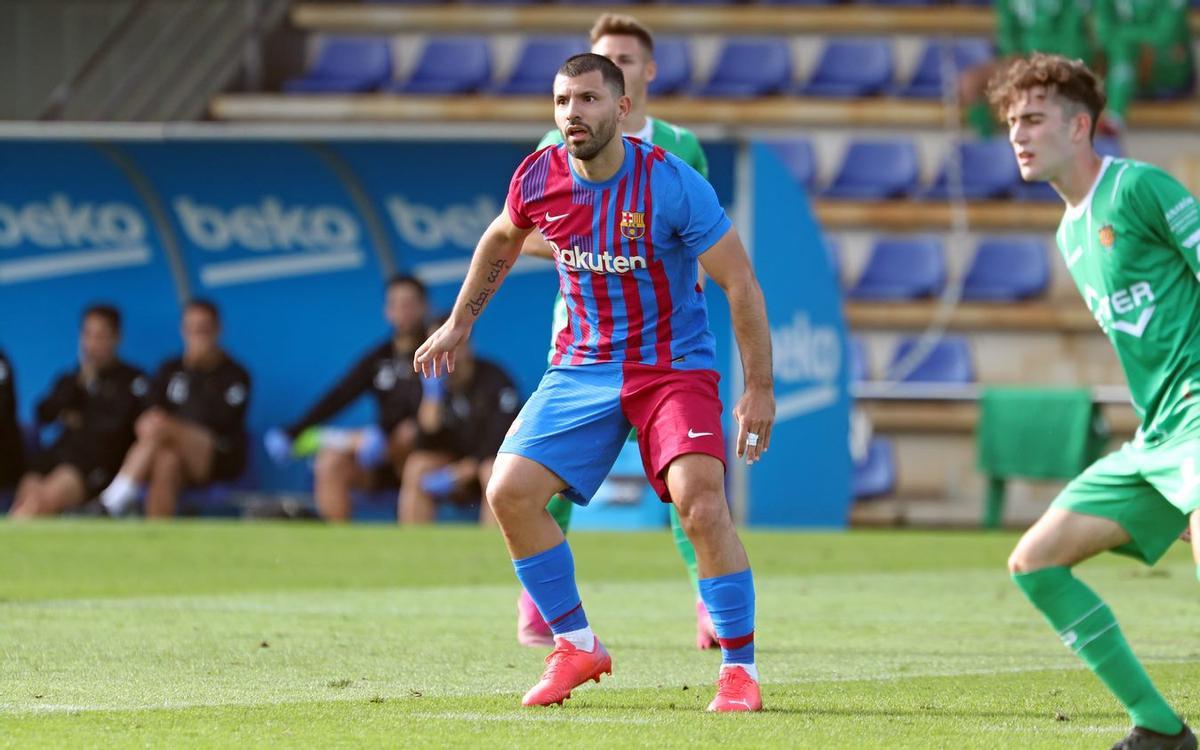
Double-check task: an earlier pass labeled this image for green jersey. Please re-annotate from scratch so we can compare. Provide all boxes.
[994,0,1096,64]
[539,117,709,362]
[1056,157,1200,441]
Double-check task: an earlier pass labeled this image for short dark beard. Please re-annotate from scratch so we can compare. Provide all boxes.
[566,115,618,161]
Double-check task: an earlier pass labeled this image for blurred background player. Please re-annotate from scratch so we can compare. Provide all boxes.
[263,274,427,522]
[518,12,718,650]
[9,305,147,518]
[992,53,1198,750]
[416,53,775,713]
[0,349,25,503]
[1094,0,1194,134]
[100,300,251,519]
[961,0,1096,137]
[399,316,521,525]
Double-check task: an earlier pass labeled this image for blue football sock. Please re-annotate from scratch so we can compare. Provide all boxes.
[512,541,589,634]
[699,569,756,666]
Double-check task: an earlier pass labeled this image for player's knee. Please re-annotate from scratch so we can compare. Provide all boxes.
[484,474,527,519]
[314,448,349,479]
[1007,545,1050,575]
[675,489,729,537]
[151,448,183,478]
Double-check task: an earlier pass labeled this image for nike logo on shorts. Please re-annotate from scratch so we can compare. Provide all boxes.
[545,211,569,222]
[688,429,714,438]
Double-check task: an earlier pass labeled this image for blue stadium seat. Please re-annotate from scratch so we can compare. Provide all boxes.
[802,38,893,97]
[761,0,839,4]
[496,36,588,95]
[854,437,896,499]
[392,36,491,94]
[283,36,393,93]
[897,39,992,99]
[849,335,869,382]
[887,336,974,383]
[696,38,793,97]
[823,139,919,199]
[848,236,945,300]
[922,139,1020,200]
[763,138,816,190]
[1013,137,1123,201]
[647,37,692,96]
[962,237,1049,301]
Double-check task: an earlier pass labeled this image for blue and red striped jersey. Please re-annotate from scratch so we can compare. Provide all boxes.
[506,137,731,370]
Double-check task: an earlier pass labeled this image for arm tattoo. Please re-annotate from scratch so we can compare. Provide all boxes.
[486,259,509,284]
[465,287,494,317]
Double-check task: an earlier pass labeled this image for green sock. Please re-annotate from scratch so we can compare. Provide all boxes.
[1012,566,1182,735]
[546,494,572,535]
[669,504,700,597]
[292,427,323,458]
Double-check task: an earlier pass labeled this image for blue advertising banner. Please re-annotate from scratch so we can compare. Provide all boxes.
[0,141,180,422]
[746,142,851,527]
[117,142,393,490]
[330,141,558,399]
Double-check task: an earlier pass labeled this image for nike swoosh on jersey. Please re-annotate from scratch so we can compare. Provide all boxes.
[545,211,569,222]
[688,429,714,438]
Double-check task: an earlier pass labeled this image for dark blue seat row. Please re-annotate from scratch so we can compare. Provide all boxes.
[844,235,1051,302]
[283,34,995,99]
[768,136,1123,201]
[849,334,975,383]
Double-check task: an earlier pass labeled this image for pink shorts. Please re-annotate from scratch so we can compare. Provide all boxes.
[621,364,727,502]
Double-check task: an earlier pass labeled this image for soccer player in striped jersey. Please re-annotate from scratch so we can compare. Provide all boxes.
[416,53,774,712]
[990,53,1198,750]
[518,12,718,652]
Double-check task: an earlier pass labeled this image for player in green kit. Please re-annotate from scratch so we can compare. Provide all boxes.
[989,53,1198,750]
[1094,0,1194,134]
[515,13,717,650]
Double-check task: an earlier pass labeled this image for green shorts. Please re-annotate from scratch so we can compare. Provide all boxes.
[1052,431,1200,565]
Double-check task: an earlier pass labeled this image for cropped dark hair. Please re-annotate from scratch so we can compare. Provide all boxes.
[184,298,221,324]
[387,273,428,300]
[82,304,121,334]
[558,53,625,97]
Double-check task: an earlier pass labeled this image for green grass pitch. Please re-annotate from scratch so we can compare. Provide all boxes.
[1,521,1196,748]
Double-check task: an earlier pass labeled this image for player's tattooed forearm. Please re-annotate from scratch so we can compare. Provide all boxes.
[486,259,508,284]
[466,287,494,317]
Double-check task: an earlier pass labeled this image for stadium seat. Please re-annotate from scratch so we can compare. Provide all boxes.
[391,36,491,94]
[853,437,896,499]
[763,138,816,190]
[695,38,793,97]
[823,139,919,199]
[283,36,393,93]
[848,236,945,300]
[887,336,974,383]
[647,37,692,96]
[760,0,839,4]
[496,36,588,95]
[962,237,1049,301]
[849,335,869,382]
[802,38,893,97]
[922,139,1021,200]
[897,39,992,99]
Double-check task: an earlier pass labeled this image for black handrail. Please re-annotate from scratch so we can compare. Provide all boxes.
[38,0,155,121]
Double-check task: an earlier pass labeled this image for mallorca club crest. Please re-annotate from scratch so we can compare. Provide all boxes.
[620,210,645,240]
[1098,224,1116,250]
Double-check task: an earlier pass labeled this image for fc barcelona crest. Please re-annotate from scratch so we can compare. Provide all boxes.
[620,211,645,240]
[1098,224,1116,249]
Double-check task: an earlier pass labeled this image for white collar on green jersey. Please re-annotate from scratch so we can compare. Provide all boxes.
[1063,155,1114,222]
[628,116,654,143]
